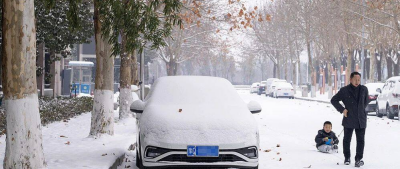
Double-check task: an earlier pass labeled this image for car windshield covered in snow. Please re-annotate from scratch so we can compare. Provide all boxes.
[145,76,246,107]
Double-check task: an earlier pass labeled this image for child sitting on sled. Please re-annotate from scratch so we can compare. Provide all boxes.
[315,121,339,153]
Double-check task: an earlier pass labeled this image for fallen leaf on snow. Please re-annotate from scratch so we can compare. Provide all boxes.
[60,135,67,138]
[279,158,282,161]
[125,166,131,168]
[65,141,70,145]
[277,144,281,147]
[264,149,271,152]
[179,109,182,113]
[277,152,280,155]
[303,165,311,168]
[129,143,136,151]
[102,153,107,156]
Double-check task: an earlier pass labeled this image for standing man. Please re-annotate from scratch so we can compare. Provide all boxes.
[331,72,369,167]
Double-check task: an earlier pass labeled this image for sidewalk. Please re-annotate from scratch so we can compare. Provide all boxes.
[294,89,331,104]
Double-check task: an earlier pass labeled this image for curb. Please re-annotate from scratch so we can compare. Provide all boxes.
[294,96,331,104]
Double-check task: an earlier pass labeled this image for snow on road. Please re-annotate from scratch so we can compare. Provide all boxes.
[0,90,399,169]
[239,90,400,169]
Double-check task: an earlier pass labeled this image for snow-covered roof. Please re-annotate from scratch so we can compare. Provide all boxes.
[276,83,293,89]
[68,61,94,67]
[387,76,400,81]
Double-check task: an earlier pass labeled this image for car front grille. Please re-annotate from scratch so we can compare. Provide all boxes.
[158,154,246,163]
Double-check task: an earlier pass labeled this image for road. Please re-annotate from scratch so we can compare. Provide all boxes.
[239,90,400,169]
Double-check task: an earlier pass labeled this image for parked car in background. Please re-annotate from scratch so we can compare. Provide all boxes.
[272,82,294,99]
[257,81,267,95]
[250,83,260,94]
[364,83,384,114]
[130,76,261,169]
[376,77,400,119]
[265,78,279,97]
[268,79,287,97]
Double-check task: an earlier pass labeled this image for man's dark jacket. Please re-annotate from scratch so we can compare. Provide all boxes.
[315,129,339,148]
[331,84,370,129]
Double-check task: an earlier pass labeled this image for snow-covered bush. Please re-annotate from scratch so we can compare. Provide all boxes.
[0,96,93,135]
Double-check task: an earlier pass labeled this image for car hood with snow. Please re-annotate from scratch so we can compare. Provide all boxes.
[138,76,259,149]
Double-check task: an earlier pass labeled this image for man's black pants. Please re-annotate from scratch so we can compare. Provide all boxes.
[343,127,366,161]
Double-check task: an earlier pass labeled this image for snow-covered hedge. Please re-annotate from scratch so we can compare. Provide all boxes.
[0,96,93,135]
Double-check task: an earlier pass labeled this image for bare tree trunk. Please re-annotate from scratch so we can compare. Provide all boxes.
[377,50,382,81]
[273,63,277,78]
[167,59,178,76]
[284,60,288,81]
[346,49,352,84]
[90,0,115,137]
[393,49,399,76]
[37,42,45,97]
[306,39,314,85]
[386,50,393,78]
[50,51,61,98]
[131,51,139,85]
[2,0,46,168]
[119,31,133,119]
[369,47,376,82]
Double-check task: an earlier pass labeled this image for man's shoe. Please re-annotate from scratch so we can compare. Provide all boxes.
[355,159,364,167]
[344,158,351,165]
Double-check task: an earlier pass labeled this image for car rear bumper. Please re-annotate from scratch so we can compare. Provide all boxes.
[276,91,294,97]
[142,151,258,168]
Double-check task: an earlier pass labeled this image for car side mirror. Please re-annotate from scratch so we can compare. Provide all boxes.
[130,100,145,113]
[247,101,262,114]
[376,88,381,93]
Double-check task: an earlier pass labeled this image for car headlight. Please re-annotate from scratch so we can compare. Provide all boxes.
[237,147,258,159]
[145,146,169,158]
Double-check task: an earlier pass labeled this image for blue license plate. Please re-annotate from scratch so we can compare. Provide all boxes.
[284,93,288,95]
[187,145,219,157]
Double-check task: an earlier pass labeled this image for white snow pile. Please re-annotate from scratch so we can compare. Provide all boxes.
[140,76,259,149]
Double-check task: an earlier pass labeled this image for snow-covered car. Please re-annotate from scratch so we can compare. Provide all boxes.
[257,81,267,95]
[376,76,400,119]
[364,83,384,113]
[268,79,287,97]
[272,82,294,99]
[250,82,260,94]
[130,76,261,169]
[265,78,279,97]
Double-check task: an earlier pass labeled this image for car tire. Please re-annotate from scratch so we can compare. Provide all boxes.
[136,150,141,168]
[376,105,383,118]
[387,104,395,119]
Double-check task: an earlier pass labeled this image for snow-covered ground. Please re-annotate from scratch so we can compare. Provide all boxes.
[0,89,399,168]
[0,109,137,169]
[243,90,400,169]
